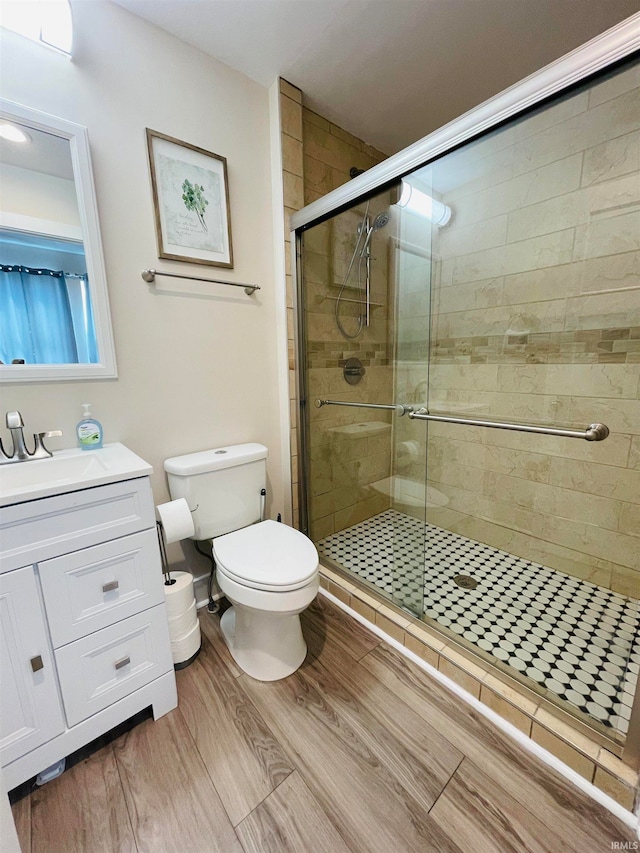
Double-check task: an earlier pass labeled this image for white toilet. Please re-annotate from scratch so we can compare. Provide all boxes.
[164,443,319,681]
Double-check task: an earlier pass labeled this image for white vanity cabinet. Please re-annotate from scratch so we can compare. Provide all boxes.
[0,452,177,792]
[0,567,65,767]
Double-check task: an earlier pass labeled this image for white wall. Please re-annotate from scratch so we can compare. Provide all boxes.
[0,162,80,228]
[0,2,288,567]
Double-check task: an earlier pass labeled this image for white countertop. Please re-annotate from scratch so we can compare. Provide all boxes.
[0,443,152,507]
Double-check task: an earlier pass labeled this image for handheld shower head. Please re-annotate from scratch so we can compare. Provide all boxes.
[360,211,390,255]
[373,211,390,230]
[335,205,390,340]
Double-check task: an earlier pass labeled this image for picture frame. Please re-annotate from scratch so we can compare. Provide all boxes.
[146,129,233,268]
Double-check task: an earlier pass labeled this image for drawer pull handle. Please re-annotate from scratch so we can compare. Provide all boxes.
[30,655,44,673]
[102,580,119,593]
[114,656,130,671]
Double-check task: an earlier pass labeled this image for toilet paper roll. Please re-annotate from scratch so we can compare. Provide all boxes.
[156,498,195,544]
[168,599,198,638]
[170,620,201,664]
[164,571,196,617]
[171,617,199,645]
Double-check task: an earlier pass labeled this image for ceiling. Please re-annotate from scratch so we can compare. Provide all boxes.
[0,124,74,179]
[112,0,640,154]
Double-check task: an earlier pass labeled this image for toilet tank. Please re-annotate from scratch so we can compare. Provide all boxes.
[164,443,268,540]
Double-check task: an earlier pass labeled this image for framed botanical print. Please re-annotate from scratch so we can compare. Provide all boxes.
[146,129,233,268]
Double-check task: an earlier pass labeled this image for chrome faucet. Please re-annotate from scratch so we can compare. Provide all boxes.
[0,411,62,464]
[5,411,30,460]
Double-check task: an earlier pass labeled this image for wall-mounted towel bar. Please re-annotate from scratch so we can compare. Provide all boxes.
[314,399,609,441]
[142,269,260,295]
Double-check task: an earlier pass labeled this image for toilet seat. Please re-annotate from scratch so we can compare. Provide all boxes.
[213,519,318,593]
[217,564,313,593]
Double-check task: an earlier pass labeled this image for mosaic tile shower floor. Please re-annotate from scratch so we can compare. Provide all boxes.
[317,509,640,736]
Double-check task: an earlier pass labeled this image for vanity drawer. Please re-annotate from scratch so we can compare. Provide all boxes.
[0,477,155,574]
[40,530,164,647]
[55,605,172,728]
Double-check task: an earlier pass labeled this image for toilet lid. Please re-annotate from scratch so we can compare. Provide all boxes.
[212,520,319,591]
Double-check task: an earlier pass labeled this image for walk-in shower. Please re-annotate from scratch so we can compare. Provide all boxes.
[293,39,640,763]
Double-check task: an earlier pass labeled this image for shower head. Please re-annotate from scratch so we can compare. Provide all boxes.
[373,211,390,230]
[360,211,390,255]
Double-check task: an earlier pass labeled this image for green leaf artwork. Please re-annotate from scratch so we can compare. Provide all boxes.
[182,179,209,232]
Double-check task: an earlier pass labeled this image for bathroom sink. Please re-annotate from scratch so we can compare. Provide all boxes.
[0,443,152,506]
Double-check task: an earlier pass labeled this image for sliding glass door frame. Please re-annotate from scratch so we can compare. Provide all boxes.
[291,13,640,768]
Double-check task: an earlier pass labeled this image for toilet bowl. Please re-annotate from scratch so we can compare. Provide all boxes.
[213,520,319,681]
[165,443,319,681]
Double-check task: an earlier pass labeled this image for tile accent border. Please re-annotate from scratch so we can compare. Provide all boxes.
[319,563,639,812]
[429,326,640,366]
[307,340,390,369]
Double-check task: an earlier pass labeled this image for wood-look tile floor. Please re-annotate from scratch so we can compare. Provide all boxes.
[12,596,637,853]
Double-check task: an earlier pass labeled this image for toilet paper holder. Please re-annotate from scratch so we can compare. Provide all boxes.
[156,520,175,586]
[156,500,198,585]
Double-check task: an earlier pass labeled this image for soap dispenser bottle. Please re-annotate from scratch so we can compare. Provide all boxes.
[76,403,103,450]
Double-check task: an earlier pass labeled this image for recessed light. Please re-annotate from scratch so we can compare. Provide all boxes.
[0,123,32,144]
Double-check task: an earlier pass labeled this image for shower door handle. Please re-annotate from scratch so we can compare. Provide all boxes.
[314,400,609,439]
[408,408,609,441]
[315,399,415,416]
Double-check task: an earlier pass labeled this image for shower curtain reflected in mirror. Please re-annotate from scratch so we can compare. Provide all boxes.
[0,265,97,364]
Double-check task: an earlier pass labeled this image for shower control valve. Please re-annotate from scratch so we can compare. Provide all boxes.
[343,358,365,385]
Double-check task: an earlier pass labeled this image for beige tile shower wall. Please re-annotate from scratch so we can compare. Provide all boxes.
[427,61,640,597]
[280,79,304,528]
[303,110,387,206]
[305,209,394,540]
[279,79,390,534]
[302,108,391,540]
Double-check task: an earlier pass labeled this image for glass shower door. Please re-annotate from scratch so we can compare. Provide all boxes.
[412,54,640,741]
[297,47,639,747]
[386,187,434,615]
[302,187,427,617]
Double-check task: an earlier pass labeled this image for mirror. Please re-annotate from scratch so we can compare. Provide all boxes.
[0,99,117,381]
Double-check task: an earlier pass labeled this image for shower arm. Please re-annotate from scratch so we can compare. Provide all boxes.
[314,400,609,441]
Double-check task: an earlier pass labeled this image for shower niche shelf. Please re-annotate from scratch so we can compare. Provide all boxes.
[323,295,384,306]
[327,421,391,438]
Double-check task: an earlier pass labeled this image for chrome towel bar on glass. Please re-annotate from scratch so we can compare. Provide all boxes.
[314,399,609,441]
[142,269,260,295]
[315,399,415,416]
